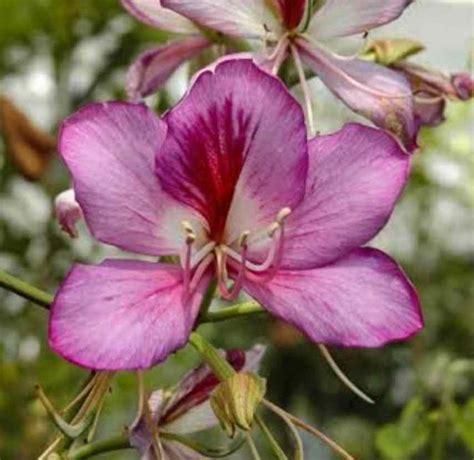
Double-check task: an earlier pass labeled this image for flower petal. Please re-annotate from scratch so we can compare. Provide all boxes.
[54,188,83,238]
[59,101,202,256]
[49,259,211,370]
[308,0,413,39]
[244,248,423,347]
[157,59,308,243]
[121,0,198,34]
[126,37,210,101]
[414,92,446,127]
[276,0,306,30]
[296,39,417,151]
[161,0,281,39]
[283,123,410,269]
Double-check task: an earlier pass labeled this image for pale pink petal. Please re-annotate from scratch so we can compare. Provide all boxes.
[121,0,198,34]
[59,101,202,256]
[244,248,423,347]
[161,0,281,39]
[49,259,211,370]
[54,188,83,238]
[157,59,308,244]
[283,123,410,269]
[127,37,210,101]
[414,92,446,127]
[296,39,417,151]
[308,0,413,39]
[162,442,207,460]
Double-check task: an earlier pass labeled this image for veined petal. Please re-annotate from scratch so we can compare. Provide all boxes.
[244,248,423,347]
[157,59,308,243]
[283,123,410,269]
[275,0,306,30]
[161,0,282,39]
[126,37,210,101]
[121,0,198,34]
[308,0,413,39]
[49,259,211,370]
[59,102,202,256]
[297,39,417,151]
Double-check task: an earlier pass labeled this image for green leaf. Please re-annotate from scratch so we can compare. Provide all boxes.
[375,398,430,460]
[452,398,474,452]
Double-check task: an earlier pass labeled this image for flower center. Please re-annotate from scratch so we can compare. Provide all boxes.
[180,207,291,301]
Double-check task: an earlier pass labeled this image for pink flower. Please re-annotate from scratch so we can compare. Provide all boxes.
[49,59,423,371]
[129,345,265,459]
[160,0,418,150]
[121,0,210,100]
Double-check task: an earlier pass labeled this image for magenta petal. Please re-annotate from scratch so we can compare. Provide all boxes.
[121,0,198,34]
[126,37,210,101]
[157,59,308,242]
[297,40,418,151]
[309,0,413,39]
[244,248,423,347]
[59,102,200,256]
[283,123,410,269]
[49,260,210,370]
[161,0,281,39]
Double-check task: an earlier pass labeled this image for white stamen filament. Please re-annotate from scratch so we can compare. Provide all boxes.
[290,43,315,136]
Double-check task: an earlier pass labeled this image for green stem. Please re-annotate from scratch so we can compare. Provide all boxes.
[200,302,265,323]
[66,435,130,459]
[0,270,53,309]
[198,280,217,320]
[189,332,235,380]
[255,415,288,460]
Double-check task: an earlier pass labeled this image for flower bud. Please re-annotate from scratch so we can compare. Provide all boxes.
[365,38,424,66]
[210,372,266,437]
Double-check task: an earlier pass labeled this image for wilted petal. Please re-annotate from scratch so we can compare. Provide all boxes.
[161,0,281,39]
[308,0,413,39]
[49,260,211,370]
[157,59,307,244]
[59,102,202,256]
[127,37,210,101]
[451,72,474,100]
[414,92,446,127]
[160,345,264,434]
[54,188,83,238]
[244,248,423,347]
[297,39,417,151]
[121,0,198,34]
[283,123,410,269]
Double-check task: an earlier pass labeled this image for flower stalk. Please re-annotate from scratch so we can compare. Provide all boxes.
[0,270,52,309]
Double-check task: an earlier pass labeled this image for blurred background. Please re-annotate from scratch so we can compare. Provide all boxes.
[0,0,473,458]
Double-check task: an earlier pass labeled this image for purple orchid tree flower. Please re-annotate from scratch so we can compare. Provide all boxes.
[121,0,211,100]
[49,59,423,371]
[160,0,418,151]
[130,345,265,459]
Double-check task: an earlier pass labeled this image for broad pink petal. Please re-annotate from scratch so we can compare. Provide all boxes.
[59,102,201,256]
[49,259,211,370]
[308,0,413,39]
[283,123,410,269]
[161,0,282,39]
[244,248,423,347]
[54,188,83,238]
[297,39,417,151]
[275,0,306,30]
[121,0,198,34]
[157,59,308,243]
[127,37,210,101]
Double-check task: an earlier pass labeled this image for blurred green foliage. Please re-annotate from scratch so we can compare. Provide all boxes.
[0,1,473,459]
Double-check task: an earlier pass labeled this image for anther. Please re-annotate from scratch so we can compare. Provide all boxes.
[238,230,250,248]
[182,220,196,244]
[277,207,292,224]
